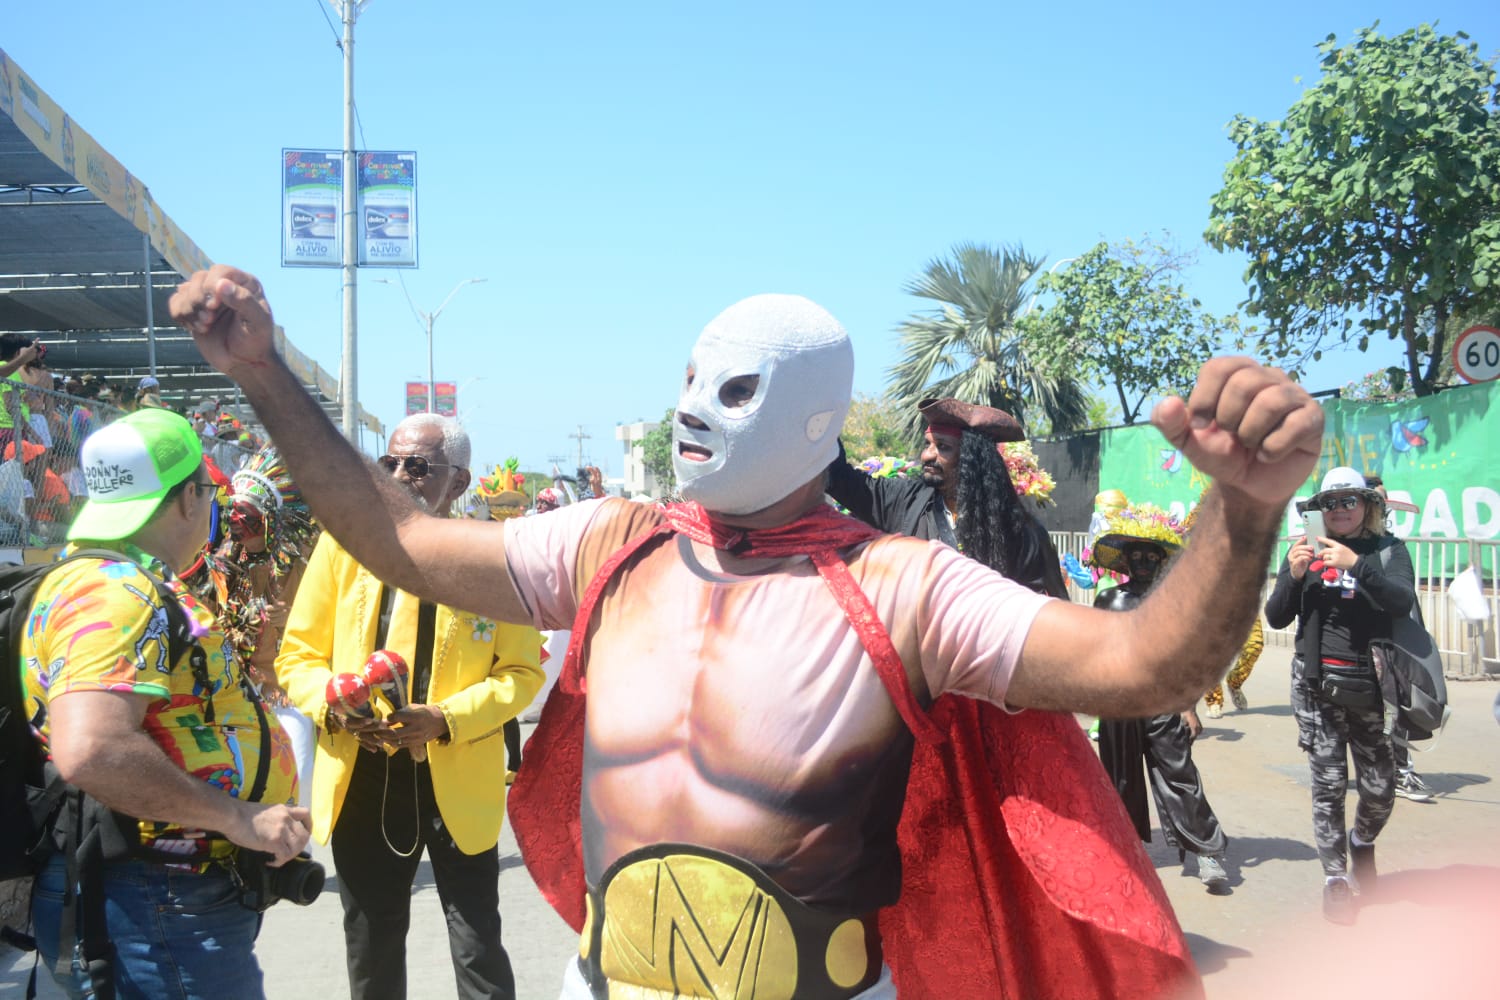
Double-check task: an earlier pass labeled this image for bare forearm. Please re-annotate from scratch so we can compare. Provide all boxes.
[63,729,246,835]
[1012,486,1280,717]
[230,356,427,583]
[1120,486,1280,710]
[225,355,529,621]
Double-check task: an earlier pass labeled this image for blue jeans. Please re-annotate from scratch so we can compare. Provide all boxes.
[32,855,265,1000]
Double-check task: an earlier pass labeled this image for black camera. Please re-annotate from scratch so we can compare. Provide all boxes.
[230,849,325,913]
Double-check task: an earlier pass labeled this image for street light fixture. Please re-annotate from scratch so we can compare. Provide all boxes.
[1022,256,1078,318]
[455,376,487,422]
[375,276,487,412]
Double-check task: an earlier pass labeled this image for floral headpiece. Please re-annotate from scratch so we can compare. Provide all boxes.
[1088,501,1183,574]
[858,456,922,479]
[1000,442,1056,506]
[476,458,528,519]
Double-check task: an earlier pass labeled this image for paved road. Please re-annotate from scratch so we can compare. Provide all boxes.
[7,647,1498,998]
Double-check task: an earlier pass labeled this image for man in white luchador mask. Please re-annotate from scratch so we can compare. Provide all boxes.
[172,265,1325,1000]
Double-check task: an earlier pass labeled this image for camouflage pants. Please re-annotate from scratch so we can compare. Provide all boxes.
[1291,657,1395,877]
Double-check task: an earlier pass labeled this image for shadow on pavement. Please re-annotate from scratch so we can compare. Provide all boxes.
[1227,835,1319,869]
[411,853,526,891]
[1234,704,1292,718]
[1198,727,1244,742]
[1360,864,1500,910]
[1420,771,1491,795]
[1183,932,1251,974]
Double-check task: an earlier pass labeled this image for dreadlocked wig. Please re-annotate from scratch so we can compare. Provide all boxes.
[954,430,1036,579]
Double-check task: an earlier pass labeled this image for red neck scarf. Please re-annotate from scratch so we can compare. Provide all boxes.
[664,500,882,557]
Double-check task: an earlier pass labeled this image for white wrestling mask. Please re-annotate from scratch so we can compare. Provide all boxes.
[673,293,853,516]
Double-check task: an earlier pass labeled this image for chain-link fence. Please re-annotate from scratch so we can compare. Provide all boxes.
[0,384,254,551]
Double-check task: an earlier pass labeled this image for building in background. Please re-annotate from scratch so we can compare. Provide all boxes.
[615,420,659,499]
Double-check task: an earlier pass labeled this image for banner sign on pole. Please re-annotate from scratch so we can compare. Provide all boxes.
[281,149,342,267]
[405,381,429,416]
[434,381,457,417]
[357,151,417,267]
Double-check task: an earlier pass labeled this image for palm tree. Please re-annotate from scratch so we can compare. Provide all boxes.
[887,242,1088,440]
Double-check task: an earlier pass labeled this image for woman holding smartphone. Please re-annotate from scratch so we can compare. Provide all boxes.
[1265,467,1415,924]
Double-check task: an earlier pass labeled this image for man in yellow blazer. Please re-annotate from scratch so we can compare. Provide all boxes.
[277,414,543,1000]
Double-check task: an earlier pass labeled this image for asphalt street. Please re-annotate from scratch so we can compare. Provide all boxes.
[6,645,1498,998]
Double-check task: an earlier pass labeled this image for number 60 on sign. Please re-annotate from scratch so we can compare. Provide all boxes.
[1452,326,1500,384]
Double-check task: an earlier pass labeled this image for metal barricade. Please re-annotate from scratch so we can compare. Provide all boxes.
[1052,529,1498,680]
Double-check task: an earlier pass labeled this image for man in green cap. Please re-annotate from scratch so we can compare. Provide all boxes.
[20,408,311,1000]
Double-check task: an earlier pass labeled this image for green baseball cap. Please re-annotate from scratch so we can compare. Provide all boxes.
[69,409,204,541]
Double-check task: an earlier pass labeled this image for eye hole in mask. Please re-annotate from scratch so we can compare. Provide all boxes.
[718,374,760,410]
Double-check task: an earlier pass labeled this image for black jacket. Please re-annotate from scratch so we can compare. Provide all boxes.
[826,447,1069,599]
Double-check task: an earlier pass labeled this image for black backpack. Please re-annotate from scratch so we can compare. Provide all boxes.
[1373,539,1452,744]
[0,550,198,996]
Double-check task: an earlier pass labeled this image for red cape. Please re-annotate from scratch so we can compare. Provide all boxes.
[509,508,1200,999]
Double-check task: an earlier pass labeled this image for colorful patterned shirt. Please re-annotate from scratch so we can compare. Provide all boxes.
[21,544,298,860]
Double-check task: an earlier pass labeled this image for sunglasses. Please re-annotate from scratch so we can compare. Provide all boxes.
[378,454,453,480]
[1317,495,1362,511]
[182,481,221,539]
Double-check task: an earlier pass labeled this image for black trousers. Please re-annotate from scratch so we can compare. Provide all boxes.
[503,717,522,772]
[331,748,515,1000]
[1098,713,1227,856]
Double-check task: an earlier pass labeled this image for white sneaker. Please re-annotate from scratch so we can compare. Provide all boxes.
[1229,687,1249,711]
[1198,854,1230,892]
[1395,771,1435,802]
[1204,702,1223,720]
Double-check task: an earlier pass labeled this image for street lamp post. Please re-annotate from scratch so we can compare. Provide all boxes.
[376,277,486,412]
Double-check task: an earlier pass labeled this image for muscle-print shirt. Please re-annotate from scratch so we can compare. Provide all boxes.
[502,498,1050,911]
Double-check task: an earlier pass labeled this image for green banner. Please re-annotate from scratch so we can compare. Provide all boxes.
[1097,381,1500,547]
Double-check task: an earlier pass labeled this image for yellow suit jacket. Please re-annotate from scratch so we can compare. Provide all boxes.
[276,534,544,854]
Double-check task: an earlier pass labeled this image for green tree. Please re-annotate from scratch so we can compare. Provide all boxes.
[1023,238,1246,425]
[887,242,1089,439]
[639,409,676,493]
[1343,307,1487,398]
[841,392,912,458]
[1207,23,1500,395]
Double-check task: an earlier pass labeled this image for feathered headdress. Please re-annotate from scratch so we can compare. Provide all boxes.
[230,446,317,580]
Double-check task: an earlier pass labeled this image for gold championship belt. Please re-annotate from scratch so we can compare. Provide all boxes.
[578,844,882,1000]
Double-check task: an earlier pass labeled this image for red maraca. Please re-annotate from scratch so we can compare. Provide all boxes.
[326,672,373,718]
[363,650,424,762]
[362,650,410,710]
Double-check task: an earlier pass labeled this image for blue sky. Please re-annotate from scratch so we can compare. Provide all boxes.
[5,1,1496,478]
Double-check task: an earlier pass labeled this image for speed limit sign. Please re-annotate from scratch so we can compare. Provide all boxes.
[1453,325,1500,383]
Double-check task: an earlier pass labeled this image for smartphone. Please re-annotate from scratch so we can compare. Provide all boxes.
[1301,509,1326,543]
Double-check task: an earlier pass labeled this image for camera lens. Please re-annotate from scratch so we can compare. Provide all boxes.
[268,856,326,906]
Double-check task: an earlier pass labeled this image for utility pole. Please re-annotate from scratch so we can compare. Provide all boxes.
[569,425,591,468]
[334,1,370,442]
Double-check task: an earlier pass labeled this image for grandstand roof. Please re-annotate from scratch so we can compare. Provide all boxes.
[0,46,381,438]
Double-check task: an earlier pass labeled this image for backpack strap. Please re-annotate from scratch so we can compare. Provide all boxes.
[1377,536,1425,628]
[30,550,217,1000]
